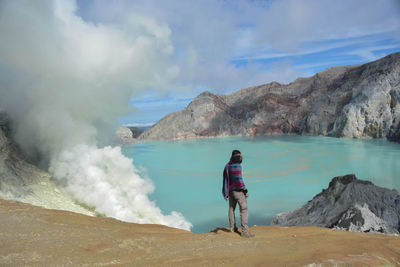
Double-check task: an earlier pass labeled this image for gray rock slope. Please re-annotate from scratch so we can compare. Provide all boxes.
[139,52,400,142]
[116,126,138,144]
[271,174,400,234]
[116,126,144,144]
[0,112,93,215]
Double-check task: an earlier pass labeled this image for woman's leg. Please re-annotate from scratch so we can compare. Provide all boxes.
[228,191,237,231]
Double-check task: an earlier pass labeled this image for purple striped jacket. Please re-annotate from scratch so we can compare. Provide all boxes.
[222,162,246,199]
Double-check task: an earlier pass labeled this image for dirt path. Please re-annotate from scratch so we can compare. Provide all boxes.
[1,198,399,266]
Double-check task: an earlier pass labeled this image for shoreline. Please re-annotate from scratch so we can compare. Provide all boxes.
[124,131,399,145]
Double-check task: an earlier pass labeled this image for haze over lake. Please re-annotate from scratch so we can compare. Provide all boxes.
[122,135,400,233]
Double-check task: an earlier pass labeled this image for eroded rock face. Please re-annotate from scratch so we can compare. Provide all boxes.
[387,86,400,142]
[335,203,393,234]
[270,174,400,235]
[116,126,145,144]
[139,52,400,142]
[128,127,145,138]
[116,126,138,144]
[0,112,93,215]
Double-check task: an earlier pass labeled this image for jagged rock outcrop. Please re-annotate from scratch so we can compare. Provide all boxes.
[270,174,400,234]
[335,203,394,234]
[128,126,145,138]
[0,112,93,215]
[116,126,138,144]
[116,126,145,144]
[139,52,400,142]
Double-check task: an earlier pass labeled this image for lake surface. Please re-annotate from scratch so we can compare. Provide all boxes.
[122,135,400,233]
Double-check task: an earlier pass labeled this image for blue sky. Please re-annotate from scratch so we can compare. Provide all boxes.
[75,0,400,125]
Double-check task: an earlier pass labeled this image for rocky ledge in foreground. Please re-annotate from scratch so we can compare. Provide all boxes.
[271,174,400,234]
[1,198,400,266]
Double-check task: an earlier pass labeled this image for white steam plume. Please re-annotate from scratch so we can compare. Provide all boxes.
[0,0,191,230]
[50,145,191,229]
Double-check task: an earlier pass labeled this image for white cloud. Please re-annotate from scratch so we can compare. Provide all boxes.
[124,122,155,127]
[0,0,179,155]
[80,0,400,92]
[348,44,400,61]
[0,0,191,229]
[254,0,400,52]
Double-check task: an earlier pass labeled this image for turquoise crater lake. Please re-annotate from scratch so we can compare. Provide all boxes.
[122,135,400,233]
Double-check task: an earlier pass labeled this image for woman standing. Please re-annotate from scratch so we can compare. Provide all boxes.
[222,150,255,238]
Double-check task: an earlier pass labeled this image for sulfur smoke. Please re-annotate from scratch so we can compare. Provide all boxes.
[0,0,191,230]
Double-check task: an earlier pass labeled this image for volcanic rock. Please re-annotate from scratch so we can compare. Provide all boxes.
[0,111,93,215]
[270,174,400,234]
[139,52,400,142]
[116,125,138,144]
[128,126,145,138]
[335,203,393,233]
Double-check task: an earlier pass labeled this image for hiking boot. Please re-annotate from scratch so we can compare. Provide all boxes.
[230,226,239,233]
[241,230,255,238]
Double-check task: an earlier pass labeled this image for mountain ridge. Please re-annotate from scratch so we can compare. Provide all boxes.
[139,52,400,142]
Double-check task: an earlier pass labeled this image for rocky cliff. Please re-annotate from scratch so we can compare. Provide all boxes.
[116,126,138,144]
[0,112,93,215]
[116,126,144,144]
[139,52,400,142]
[271,174,400,235]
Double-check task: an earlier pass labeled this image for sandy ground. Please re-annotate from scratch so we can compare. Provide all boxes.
[1,198,400,266]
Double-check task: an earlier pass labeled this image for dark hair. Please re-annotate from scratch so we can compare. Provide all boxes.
[231,150,241,156]
[230,150,242,164]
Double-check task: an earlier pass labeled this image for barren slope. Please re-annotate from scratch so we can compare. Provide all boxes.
[1,198,400,266]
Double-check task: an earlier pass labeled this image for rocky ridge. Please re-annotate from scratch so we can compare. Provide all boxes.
[271,174,400,235]
[139,52,400,142]
[116,126,145,144]
[116,126,137,144]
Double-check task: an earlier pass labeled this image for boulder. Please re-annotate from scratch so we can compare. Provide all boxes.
[116,126,137,144]
[335,203,393,234]
[270,174,400,234]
